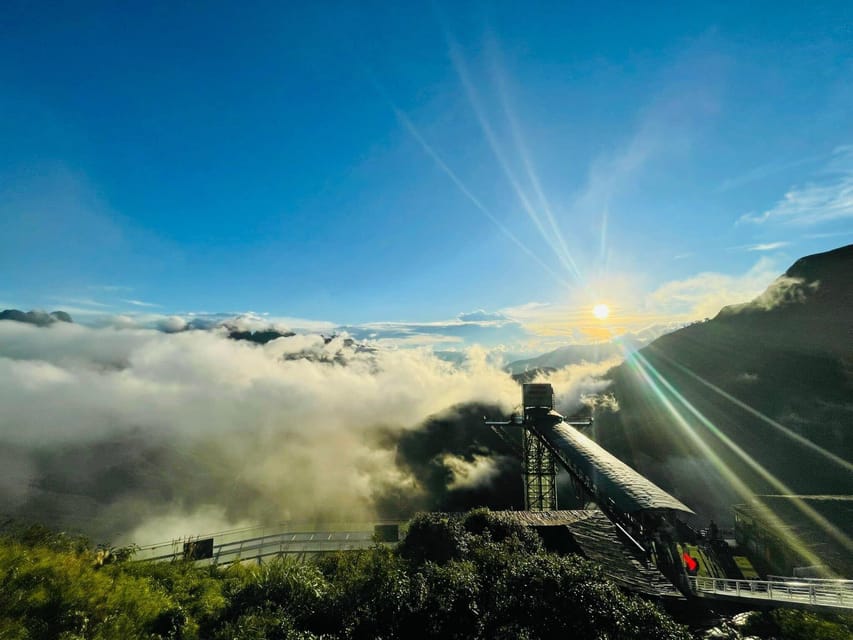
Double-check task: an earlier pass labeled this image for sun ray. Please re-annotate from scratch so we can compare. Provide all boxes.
[486,37,584,282]
[446,35,583,283]
[652,349,853,475]
[386,103,572,290]
[627,350,852,558]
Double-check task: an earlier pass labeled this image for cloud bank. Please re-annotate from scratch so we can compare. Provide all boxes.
[646,257,783,319]
[0,319,624,544]
[0,321,555,543]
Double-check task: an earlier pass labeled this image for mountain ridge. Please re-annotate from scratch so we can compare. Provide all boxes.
[0,309,72,326]
[590,244,853,523]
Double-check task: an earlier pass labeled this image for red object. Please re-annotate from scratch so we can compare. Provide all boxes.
[683,552,698,572]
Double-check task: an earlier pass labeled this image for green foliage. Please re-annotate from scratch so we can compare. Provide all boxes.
[124,559,227,637]
[743,609,853,640]
[396,512,470,564]
[317,546,416,638]
[461,508,542,553]
[469,544,688,639]
[211,608,320,640]
[0,510,692,639]
[0,537,178,639]
[0,521,90,554]
[219,556,328,633]
[408,560,482,639]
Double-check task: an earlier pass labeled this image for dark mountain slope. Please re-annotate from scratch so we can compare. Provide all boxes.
[0,309,72,325]
[592,245,853,523]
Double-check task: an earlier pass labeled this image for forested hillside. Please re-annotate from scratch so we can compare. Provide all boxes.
[593,245,853,522]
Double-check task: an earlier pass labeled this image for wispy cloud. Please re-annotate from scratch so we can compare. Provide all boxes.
[744,241,790,252]
[343,311,532,350]
[740,176,853,225]
[717,155,819,192]
[647,257,781,319]
[739,147,853,226]
[88,285,132,293]
[50,296,111,308]
[804,230,853,240]
[121,299,161,308]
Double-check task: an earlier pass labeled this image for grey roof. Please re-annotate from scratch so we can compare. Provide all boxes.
[538,421,695,515]
[490,509,597,527]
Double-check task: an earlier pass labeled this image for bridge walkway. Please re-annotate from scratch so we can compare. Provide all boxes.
[688,576,853,612]
[134,525,396,566]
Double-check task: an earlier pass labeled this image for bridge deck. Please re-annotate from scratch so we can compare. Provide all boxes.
[135,527,391,565]
[689,576,853,612]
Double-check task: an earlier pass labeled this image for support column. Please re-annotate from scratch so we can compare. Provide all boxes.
[522,383,558,511]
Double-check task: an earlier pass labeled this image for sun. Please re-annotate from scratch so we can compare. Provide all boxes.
[592,303,610,320]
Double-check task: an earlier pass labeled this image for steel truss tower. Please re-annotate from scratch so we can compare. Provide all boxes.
[522,384,558,511]
[485,383,592,512]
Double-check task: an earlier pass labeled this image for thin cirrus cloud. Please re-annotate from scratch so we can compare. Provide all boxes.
[745,241,790,252]
[121,299,162,308]
[717,155,820,192]
[724,242,790,253]
[739,147,853,226]
[739,176,853,225]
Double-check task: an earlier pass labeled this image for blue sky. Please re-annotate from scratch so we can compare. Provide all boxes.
[1,2,851,352]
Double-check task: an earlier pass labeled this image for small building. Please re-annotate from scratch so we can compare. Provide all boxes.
[733,495,853,578]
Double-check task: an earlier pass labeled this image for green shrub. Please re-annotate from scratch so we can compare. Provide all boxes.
[0,538,179,639]
[318,546,415,638]
[743,609,853,640]
[396,513,470,565]
[123,559,226,637]
[219,556,329,632]
[461,508,541,553]
[212,608,320,640]
[1,512,692,640]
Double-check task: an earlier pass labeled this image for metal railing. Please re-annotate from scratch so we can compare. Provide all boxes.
[688,575,853,610]
[134,521,404,566]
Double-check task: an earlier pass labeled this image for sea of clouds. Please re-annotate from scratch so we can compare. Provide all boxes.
[0,320,615,544]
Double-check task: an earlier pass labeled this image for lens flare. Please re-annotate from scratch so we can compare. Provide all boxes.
[624,350,850,566]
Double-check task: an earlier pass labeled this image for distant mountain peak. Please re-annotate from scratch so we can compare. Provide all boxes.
[717,243,852,319]
[784,243,852,281]
[0,309,73,326]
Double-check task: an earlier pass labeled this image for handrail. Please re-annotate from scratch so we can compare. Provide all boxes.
[767,575,853,585]
[134,529,381,564]
[688,575,853,609]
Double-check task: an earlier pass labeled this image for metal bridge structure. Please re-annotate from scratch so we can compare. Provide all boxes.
[135,383,853,613]
[689,576,853,612]
[488,384,694,541]
[485,383,853,613]
[134,522,401,567]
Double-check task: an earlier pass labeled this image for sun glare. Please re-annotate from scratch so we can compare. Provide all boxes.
[593,303,610,320]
